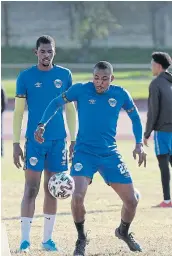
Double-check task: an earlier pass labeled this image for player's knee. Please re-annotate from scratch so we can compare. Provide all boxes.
[44,181,50,195]
[125,197,138,211]
[72,192,85,207]
[25,184,39,200]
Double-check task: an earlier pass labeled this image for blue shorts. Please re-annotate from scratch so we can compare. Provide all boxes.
[24,138,68,172]
[154,131,172,156]
[70,150,132,184]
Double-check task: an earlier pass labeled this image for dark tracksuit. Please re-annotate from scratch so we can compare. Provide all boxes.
[144,72,172,201]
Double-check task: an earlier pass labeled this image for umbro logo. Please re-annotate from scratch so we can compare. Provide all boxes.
[89,99,96,104]
[35,82,42,87]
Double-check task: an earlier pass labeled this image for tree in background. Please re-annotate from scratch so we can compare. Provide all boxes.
[149,2,169,48]
[71,2,118,61]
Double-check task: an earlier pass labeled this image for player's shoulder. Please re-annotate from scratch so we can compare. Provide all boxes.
[53,65,71,75]
[17,65,37,78]
[110,84,129,96]
[149,76,160,88]
[72,81,92,90]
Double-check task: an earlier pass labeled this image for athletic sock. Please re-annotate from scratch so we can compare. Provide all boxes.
[43,214,56,243]
[119,219,131,236]
[21,217,32,243]
[74,220,86,240]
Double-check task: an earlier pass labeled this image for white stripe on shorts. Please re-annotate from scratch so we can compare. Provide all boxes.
[155,131,160,155]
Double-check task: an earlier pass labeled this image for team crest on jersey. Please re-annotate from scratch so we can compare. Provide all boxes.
[29,157,38,166]
[54,79,62,88]
[74,163,83,172]
[108,98,117,107]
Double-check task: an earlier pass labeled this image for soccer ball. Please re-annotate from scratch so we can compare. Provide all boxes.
[48,172,75,199]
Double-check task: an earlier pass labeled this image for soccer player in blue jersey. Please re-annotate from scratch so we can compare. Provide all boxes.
[13,35,77,252]
[35,61,147,255]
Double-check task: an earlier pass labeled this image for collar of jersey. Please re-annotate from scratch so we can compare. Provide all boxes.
[35,64,55,73]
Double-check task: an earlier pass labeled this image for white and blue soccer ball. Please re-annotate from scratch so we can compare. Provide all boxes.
[48,172,75,199]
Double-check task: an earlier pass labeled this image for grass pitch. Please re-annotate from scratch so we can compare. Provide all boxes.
[1,140,172,255]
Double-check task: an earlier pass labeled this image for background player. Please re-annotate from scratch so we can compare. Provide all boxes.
[35,61,147,255]
[144,52,172,208]
[13,35,77,252]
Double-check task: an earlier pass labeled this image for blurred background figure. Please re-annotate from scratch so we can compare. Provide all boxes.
[1,85,7,157]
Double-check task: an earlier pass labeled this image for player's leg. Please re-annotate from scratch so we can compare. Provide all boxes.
[41,139,68,251]
[20,139,44,251]
[71,151,98,256]
[100,153,141,252]
[170,155,172,167]
[72,176,91,256]
[157,154,171,202]
[111,183,142,252]
[72,176,91,237]
[154,131,172,207]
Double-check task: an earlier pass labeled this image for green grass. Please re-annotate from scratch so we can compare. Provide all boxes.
[2,76,150,99]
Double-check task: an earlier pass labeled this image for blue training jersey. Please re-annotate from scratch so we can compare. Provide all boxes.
[16,65,72,140]
[40,82,143,156]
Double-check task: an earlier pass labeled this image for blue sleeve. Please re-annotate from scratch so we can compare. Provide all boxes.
[40,83,82,126]
[64,83,82,101]
[16,73,27,97]
[39,95,66,126]
[123,90,143,144]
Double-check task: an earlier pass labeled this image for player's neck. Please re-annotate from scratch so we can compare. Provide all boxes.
[37,63,54,71]
[157,69,166,76]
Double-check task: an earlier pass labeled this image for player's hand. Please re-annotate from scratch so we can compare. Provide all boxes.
[69,141,75,162]
[133,143,147,167]
[13,143,24,169]
[144,137,149,147]
[34,124,45,144]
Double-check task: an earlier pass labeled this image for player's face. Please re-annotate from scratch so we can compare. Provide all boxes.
[93,69,114,94]
[151,59,161,76]
[35,43,55,67]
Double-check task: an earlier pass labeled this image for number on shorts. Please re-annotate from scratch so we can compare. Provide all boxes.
[117,162,128,175]
[62,149,67,161]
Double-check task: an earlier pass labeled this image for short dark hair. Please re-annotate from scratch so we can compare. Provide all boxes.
[94,61,113,74]
[36,35,55,49]
[152,52,172,69]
